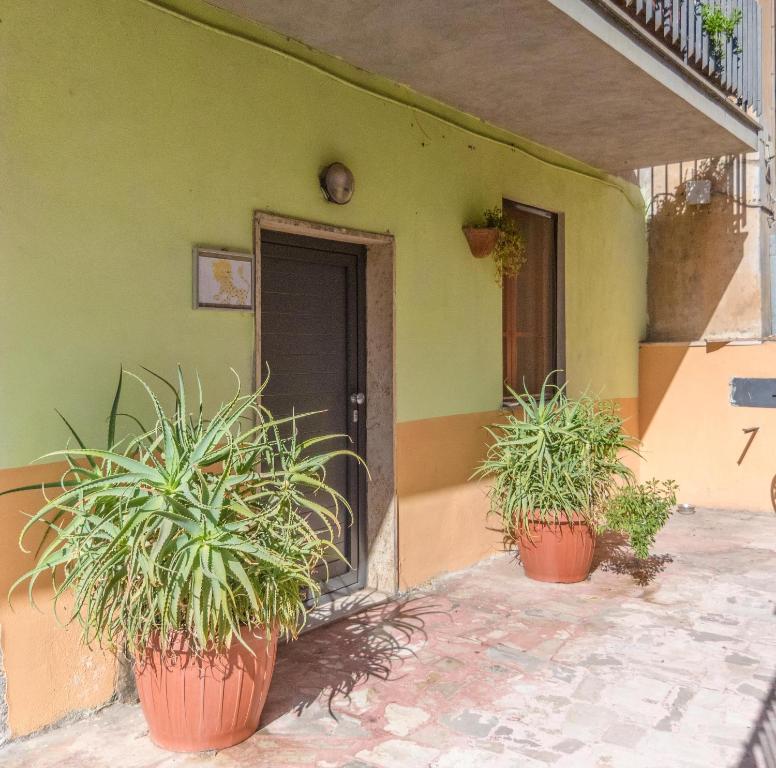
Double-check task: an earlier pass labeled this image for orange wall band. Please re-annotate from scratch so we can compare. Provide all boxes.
[639,341,776,512]
[396,399,639,589]
[0,464,116,737]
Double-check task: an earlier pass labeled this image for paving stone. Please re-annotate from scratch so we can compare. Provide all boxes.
[737,681,769,699]
[654,686,694,732]
[602,721,646,748]
[553,738,584,754]
[356,739,439,768]
[383,704,430,737]
[515,747,563,763]
[485,644,543,671]
[340,687,373,715]
[2,508,776,768]
[434,747,520,768]
[571,673,604,703]
[440,709,499,738]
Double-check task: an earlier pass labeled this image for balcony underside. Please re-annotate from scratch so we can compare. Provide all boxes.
[206,0,759,171]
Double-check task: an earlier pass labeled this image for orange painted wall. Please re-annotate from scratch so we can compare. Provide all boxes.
[396,411,502,588]
[396,397,641,589]
[0,465,116,737]
[639,341,776,512]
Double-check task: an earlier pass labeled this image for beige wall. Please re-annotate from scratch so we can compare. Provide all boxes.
[641,152,771,342]
[639,341,776,512]
[636,4,776,508]
[639,0,775,343]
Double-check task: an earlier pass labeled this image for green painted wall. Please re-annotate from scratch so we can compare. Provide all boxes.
[0,0,647,468]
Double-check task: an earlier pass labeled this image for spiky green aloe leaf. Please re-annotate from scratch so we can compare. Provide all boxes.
[6,368,365,654]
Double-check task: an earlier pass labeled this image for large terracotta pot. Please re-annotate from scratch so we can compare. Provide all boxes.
[517,516,595,583]
[134,626,277,752]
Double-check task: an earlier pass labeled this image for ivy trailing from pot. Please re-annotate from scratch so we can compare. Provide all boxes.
[4,367,363,752]
[473,375,678,583]
[699,2,742,64]
[462,207,527,284]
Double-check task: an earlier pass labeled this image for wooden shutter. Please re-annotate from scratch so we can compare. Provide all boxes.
[502,202,558,397]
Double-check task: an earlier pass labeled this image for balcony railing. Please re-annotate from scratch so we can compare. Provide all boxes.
[612,0,762,115]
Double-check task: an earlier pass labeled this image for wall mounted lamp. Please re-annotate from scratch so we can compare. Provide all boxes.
[320,162,355,205]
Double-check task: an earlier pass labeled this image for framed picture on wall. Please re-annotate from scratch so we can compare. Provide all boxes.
[194,247,254,310]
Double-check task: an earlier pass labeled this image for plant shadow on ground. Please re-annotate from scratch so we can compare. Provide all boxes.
[259,594,448,725]
[590,531,673,587]
[738,671,776,767]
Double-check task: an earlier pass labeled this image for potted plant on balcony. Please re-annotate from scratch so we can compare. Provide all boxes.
[474,377,677,582]
[699,2,742,67]
[462,207,526,284]
[6,368,358,752]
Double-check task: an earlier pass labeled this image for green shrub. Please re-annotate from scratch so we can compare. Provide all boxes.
[699,3,742,61]
[5,368,359,653]
[602,479,678,559]
[474,378,635,535]
[475,377,677,560]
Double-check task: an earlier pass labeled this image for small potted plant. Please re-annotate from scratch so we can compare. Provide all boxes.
[699,2,742,68]
[474,377,677,582]
[5,368,358,752]
[462,207,526,283]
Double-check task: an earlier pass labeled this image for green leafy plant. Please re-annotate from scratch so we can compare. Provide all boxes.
[5,367,360,654]
[479,207,527,284]
[473,377,636,536]
[601,478,678,559]
[699,3,742,62]
[474,376,677,559]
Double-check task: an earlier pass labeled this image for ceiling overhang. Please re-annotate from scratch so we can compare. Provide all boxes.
[205,0,759,171]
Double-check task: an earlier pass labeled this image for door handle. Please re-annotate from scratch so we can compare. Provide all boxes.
[350,392,365,423]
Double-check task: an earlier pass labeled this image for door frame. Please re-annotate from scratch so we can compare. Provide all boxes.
[253,211,398,602]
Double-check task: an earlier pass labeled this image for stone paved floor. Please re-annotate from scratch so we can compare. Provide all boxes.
[2,507,775,767]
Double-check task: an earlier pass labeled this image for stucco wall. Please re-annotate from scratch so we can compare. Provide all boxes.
[396,397,640,589]
[0,467,117,738]
[0,0,647,736]
[639,0,775,344]
[0,0,647,468]
[640,341,776,513]
[641,154,770,342]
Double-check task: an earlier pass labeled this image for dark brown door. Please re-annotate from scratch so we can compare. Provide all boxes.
[260,230,366,596]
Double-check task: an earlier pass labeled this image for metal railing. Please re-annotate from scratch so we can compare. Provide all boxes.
[612,0,761,115]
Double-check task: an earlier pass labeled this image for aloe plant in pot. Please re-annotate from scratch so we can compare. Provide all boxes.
[474,377,677,583]
[5,368,359,752]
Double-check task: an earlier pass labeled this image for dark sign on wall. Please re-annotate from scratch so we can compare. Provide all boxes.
[730,378,776,408]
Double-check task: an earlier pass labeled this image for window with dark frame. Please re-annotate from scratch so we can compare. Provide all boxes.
[502,200,559,399]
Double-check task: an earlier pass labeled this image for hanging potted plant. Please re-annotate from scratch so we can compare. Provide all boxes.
[473,377,677,583]
[5,368,359,752]
[462,207,527,284]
